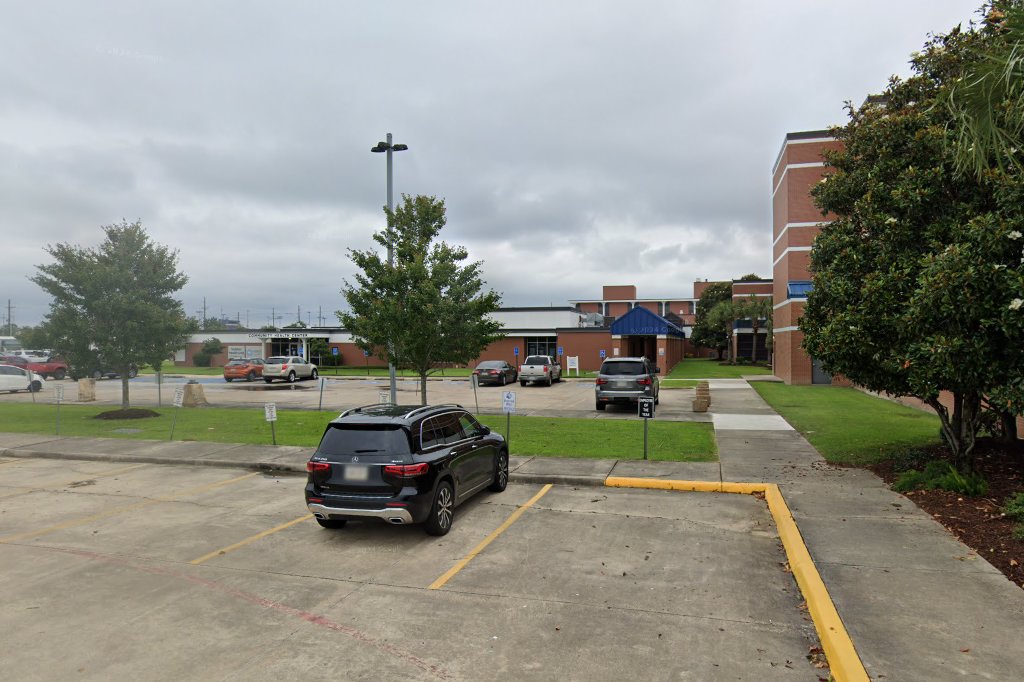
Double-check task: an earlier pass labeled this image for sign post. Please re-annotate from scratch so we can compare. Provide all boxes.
[502,390,516,450]
[318,377,326,411]
[54,382,64,435]
[471,372,479,414]
[363,349,369,376]
[378,390,391,405]
[265,402,278,445]
[638,397,655,460]
[169,386,185,441]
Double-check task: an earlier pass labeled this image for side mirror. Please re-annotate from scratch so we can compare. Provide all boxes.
[480,426,491,435]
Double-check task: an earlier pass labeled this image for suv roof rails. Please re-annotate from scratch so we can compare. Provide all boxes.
[339,403,393,418]
[402,403,464,419]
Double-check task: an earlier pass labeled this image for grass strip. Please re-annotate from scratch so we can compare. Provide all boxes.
[0,403,716,462]
[751,383,942,466]
[665,360,772,379]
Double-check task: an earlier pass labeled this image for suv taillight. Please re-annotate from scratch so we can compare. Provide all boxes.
[637,377,652,385]
[306,461,330,473]
[543,365,549,373]
[383,463,430,477]
[595,378,608,385]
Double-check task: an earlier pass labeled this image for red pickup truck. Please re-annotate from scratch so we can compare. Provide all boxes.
[0,355,68,380]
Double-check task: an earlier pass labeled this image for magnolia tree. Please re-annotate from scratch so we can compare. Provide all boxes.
[802,14,1024,470]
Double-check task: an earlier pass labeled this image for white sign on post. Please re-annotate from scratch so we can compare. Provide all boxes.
[54,383,65,402]
[566,356,579,376]
[502,390,516,414]
[378,391,391,405]
[173,386,185,408]
[264,403,278,422]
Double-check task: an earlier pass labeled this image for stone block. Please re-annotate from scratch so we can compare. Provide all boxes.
[77,378,96,402]
[182,382,209,407]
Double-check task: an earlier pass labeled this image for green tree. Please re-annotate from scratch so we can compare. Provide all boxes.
[690,282,732,357]
[32,220,191,409]
[704,300,737,362]
[13,324,54,351]
[339,194,503,404]
[733,295,773,364]
[802,20,1024,470]
[193,337,224,367]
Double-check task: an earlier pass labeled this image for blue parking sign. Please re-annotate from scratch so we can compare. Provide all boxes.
[514,347,519,356]
[599,349,606,358]
[331,347,339,356]
[363,349,369,357]
[557,346,563,356]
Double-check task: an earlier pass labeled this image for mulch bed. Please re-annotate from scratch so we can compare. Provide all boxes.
[867,438,1024,589]
[94,408,161,420]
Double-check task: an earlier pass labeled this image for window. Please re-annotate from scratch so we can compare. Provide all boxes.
[457,413,482,438]
[435,413,464,444]
[787,281,813,299]
[317,425,411,456]
[526,337,557,357]
[524,355,551,365]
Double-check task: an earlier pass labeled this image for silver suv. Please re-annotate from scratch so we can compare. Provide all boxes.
[595,357,660,411]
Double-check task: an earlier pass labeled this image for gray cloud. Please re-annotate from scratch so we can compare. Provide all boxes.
[0,0,981,328]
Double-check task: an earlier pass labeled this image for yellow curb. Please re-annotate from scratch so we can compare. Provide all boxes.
[605,476,869,682]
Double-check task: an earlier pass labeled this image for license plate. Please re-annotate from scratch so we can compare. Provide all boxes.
[344,465,369,481]
[615,381,630,389]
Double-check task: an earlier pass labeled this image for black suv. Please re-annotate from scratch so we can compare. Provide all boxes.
[305,404,508,536]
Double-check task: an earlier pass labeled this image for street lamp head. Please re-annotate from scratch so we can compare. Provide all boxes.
[392,143,408,152]
[370,143,388,153]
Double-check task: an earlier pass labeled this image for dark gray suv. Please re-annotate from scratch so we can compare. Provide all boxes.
[594,357,660,411]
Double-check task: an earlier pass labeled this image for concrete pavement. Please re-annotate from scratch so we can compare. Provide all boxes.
[2,378,1023,680]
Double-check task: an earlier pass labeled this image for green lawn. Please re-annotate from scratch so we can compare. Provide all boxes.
[665,359,772,379]
[0,403,716,462]
[751,383,943,466]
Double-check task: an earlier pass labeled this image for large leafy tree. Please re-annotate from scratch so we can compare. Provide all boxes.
[32,220,192,409]
[802,18,1024,470]
[689,281,732,357]
[339,194,503,405]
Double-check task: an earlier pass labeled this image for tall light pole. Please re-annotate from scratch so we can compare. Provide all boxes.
[371,132,408,405]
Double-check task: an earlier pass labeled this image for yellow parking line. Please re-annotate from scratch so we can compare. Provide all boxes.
[189,514,314,565]
[0,463,150,501]
[0,472,259,544]
[429,483,552,590]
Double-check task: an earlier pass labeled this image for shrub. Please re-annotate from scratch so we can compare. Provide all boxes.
[1003,492,1024,521]
[892,460,988,496]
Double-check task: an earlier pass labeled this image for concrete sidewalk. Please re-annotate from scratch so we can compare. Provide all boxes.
[2,381,1023,680]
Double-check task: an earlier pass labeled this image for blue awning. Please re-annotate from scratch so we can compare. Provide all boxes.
[609,306,686,338]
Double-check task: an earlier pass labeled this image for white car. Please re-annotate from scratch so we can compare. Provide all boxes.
[263,356,318,383]
[0,364,44,393]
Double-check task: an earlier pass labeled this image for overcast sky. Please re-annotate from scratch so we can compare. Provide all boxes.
[1,0,982,329]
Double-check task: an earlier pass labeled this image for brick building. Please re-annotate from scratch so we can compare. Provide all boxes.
[771,130,843,384]
[731,278,773,362]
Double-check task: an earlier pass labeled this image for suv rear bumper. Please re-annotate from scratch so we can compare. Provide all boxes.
[308,502,415,525]
[596,389,653,402]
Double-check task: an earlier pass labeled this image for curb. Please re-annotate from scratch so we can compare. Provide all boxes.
[606,476,869,682]
[0,448,307,475]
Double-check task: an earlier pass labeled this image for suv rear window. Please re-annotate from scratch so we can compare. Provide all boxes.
[226,360,247,365]
[265,357,287,364]
[317,425,411,456]
[600,361,646,376]
[524,356,549,365]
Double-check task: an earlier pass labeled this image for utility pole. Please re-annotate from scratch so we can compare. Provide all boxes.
[271,307,282,329]
[202,297,207,330]
[245,310,250,328]
[297,305,301,325]
[6,299,13,336]
[318,306,323,327]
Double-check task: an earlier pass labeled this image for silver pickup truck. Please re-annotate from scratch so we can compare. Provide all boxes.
[518,355,562,387]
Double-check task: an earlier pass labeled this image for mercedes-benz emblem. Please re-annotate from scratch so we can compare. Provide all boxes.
[352,456,359,462]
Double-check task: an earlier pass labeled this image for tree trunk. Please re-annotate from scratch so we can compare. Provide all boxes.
[927,391,981,471]
[999,410,1019,443]
[750,322,759,364]
[121,374,131,409]
[419,371,428,406]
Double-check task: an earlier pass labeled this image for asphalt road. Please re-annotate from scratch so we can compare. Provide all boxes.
[0,458,823,681]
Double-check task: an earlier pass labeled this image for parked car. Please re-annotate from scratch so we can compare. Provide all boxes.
[263,356,317,383]
[0,354,68,380]
[472,360,518,386]
[69,364,139,381]
[305,403,508,535]
[0,364,44,393]
[223,358,264,382]
[519,354,562,386]
[594,356,660,411]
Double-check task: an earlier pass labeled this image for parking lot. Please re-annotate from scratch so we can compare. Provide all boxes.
[0,458,824,680]
[2,374,708,421]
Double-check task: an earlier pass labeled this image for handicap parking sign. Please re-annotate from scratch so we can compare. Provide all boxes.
[599,349,606,359]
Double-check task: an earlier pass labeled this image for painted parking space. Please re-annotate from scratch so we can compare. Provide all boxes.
[0,460,827,680]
